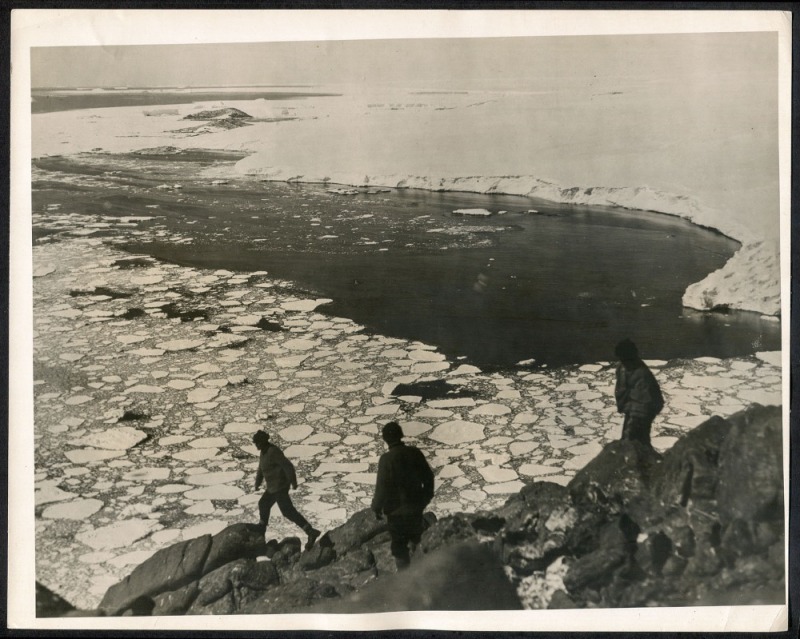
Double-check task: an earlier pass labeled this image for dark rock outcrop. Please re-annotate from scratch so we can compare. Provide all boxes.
[318,507,388,555]
[99,533,213,614]
[203,523,268,574]
[44,404,783,616]
[178,108,254,133]
[496,482,575,575]
[556,404,784,608]
[152,581,200,616]
[651,415,731,511]
[186,559,280,615]
[308,541,522,613]
[36,582,77,617]
[569,439,660,523]
[183,108,253,122]
[716,404,783,525]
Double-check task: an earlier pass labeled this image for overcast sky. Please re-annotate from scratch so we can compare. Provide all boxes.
[30,32,776,91]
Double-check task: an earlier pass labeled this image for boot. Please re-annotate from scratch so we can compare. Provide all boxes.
[395,556,410,571]
[304,527,321,551]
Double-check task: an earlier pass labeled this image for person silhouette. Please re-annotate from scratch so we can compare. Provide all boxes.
[252,430,320,550]
[614,339,664,447]
[371,422,434,570]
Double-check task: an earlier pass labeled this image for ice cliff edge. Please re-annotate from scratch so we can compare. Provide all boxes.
[235,162,781,318]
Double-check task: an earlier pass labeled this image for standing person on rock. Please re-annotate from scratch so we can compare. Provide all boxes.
[614,338,664,447]
[252,430,320,550]
[371,421,435,571]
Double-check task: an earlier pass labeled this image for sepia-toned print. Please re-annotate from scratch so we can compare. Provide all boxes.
[11,9,789,632]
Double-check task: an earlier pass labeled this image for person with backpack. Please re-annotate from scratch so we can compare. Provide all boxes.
[371,421,435,570]
[252,430,320,550]
[614,338,665,447]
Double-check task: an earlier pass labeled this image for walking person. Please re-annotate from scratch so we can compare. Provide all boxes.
[371,421,435,570]
[614,338,664,447]
[252,430,320,550]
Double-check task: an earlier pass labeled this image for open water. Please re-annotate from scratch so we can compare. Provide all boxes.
[33,151,781,368]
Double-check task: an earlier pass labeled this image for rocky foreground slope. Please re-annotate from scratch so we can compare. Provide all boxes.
[37,403,784,616]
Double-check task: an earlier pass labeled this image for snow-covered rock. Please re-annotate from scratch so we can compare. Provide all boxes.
[453,208,492,217]
[682,240,781,316]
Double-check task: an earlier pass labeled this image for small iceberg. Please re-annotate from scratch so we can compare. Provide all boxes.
[453,208,492,217]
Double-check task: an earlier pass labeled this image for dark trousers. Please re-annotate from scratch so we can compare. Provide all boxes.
[621,413,654,446]
[387,512,424,567]
[258,488,311,532]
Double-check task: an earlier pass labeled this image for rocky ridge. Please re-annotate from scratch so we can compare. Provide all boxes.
[37,403,784,616]
[173,108,254,136]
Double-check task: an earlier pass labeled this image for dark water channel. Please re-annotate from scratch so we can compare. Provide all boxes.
[31,89,339,114]
[34,153,781,368]
[240,208,777,368]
